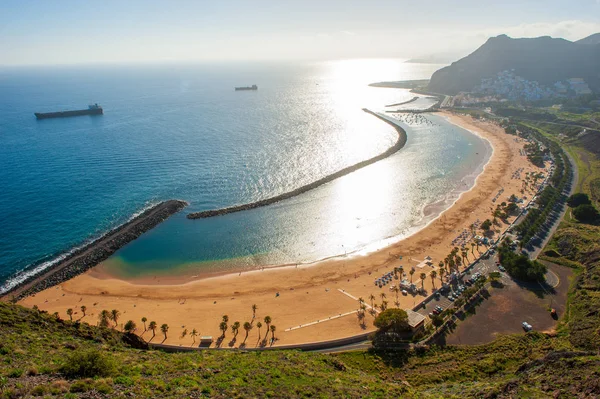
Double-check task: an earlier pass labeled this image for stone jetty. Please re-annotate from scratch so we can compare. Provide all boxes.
[1,200,187,301]
[187,109,407,219]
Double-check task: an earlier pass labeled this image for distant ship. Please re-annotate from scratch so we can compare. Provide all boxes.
[235,85,258,91]
[34,104,103,120]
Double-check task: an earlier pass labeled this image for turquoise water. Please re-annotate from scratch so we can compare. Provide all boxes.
[0,60,490,289]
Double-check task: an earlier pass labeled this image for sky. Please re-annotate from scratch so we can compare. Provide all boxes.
[1,0,600,66]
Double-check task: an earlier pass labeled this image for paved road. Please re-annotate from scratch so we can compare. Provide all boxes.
[310,341,372,354]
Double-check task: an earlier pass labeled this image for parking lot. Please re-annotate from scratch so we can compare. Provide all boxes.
[442,261,572,345]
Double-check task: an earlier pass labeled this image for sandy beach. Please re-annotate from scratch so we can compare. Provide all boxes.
[20,111,546,347]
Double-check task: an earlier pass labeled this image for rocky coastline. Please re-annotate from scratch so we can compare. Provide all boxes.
[187,109,407,219]
[1,200,188,301]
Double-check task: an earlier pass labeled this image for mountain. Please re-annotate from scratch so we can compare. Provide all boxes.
[577,33,600,46]
[428,34,600,95]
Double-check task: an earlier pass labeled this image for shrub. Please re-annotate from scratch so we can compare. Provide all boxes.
[30,385,47,397]
[69,380,91,393]
[373,309,410,333]
[60,349,116,378]
[567,193,591,208]
[481,219,492,231]
[573,204,599,223]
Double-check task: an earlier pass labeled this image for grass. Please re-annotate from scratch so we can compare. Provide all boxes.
[1,299,599,398]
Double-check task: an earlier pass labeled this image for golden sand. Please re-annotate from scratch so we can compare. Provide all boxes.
[20,112,546,347]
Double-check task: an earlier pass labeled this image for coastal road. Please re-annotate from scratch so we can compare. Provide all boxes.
[310,341,372,354]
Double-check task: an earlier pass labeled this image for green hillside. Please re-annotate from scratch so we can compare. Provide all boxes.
[1,294,599,398]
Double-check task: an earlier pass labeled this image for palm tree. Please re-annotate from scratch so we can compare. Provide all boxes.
[439,268,445,286]
[256,322,263,339]
[438,261,444,271]
[149,321,157,339]
[222,315,229,324]
[430,270,437,288]
[99,310,110,328]
[471,242,476,257]
[243,322,253,344]
[270,325,276,341]
[419,272,427,290]
[252,304,258,319]
[66,308,73,321]
[381,300,388,311]
[80,305,87,318]
[110,309,120,327]
[124,320,136,333]
[398,266,404,277]
[360,303,367,314]
[141,317,147,331]
[190,329,198,345]
[358,297,364,305]
[264,316,272,331]
[369,294,376,308]
[160,323,169,340]
[232,321,240,338]
[380,292,386,302]
[181,328,188,339]
[393,287,400,304]
[219,321,228,338]
[409,269,415,283]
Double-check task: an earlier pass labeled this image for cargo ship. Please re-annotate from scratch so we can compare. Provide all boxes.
[34,104,103,120]
[235,85,258,91]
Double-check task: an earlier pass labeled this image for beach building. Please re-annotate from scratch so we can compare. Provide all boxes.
[406,309,426,332]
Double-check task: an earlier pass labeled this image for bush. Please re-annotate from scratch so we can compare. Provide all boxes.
[573,204,599,223]
[373,309,410,333]
[60,349,116,378]
[499,243,547,282]
[69,380,91,393]
[481,219,492,231]
[567,193,591,208]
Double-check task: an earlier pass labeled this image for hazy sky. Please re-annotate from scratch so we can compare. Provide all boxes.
[1,0,599,65]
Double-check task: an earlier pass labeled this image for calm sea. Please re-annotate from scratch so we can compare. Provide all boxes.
[0,59,491,290]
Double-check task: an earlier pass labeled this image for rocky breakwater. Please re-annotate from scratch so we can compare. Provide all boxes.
[1,200,188,302]
[187,109,407,219]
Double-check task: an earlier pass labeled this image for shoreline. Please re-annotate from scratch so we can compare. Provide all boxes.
[1,200,187,301]
[187,109,407,219]
[19,111,547,347]
[98,112,494,286]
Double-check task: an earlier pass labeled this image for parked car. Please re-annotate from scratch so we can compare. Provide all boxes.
[498,265,505,272]
[522,322,533,331]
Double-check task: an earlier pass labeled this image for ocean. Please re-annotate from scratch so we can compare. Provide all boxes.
[0,59,491,290]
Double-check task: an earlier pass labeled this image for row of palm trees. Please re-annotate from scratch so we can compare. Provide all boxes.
[218,309,277,346]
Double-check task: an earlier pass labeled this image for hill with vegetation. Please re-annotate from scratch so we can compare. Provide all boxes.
[428,34,600,95]
[1,301,600,398]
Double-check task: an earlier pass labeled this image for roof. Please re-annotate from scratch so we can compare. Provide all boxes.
[406,309,426,328]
